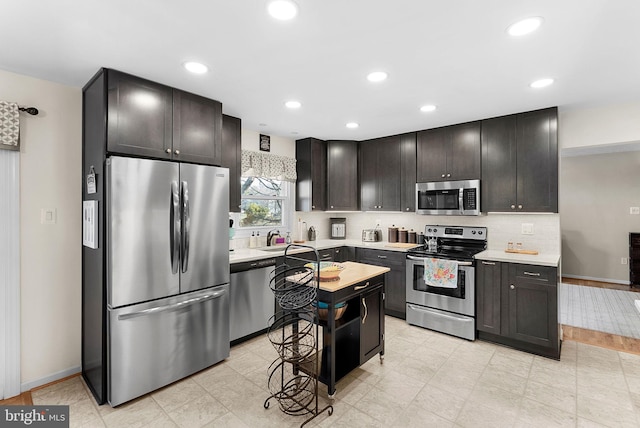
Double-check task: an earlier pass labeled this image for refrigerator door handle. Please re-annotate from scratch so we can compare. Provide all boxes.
[117,289,226,321]
[181,181,190,273]
[170,181,180,274]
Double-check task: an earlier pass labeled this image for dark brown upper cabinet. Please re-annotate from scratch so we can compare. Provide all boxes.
[296,138,327,211]
[105,69,222,165]
[327,140,359,211]
[221,114,242,212]
[416,121,481,182]
[481,107,558,213]
[172,90,222,165]
[359,136,401,211]
[399,133,417,212]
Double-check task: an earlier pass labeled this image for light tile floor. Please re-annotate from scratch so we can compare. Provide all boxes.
[32,317,640,427]
[560,283,640,339]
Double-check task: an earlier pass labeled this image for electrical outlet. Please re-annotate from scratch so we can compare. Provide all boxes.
[521,223,534,235]
[630,207,640,215]
[622,257,628,265]
[375,219,381,226]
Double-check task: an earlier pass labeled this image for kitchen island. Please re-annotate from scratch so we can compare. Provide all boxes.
[294,261,390,398]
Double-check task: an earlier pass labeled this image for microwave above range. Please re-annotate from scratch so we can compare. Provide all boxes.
[415,179,480,216]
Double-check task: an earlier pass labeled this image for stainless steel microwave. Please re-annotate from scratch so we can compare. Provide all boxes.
[415,179,481,216]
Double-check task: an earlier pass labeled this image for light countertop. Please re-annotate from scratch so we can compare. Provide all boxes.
[475,250,560,267]
[287,261,391,293]
[229,239,419,264]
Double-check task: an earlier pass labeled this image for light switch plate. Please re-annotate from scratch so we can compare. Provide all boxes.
[630,207,640,215]
[521,223,534,235]
[41,208,57,224]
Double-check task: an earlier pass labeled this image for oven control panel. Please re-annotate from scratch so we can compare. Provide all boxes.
[424,225,487,240]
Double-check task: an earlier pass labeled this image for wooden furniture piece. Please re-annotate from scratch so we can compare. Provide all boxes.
[631,233,640,288]
[476,260,560,359]
[312,261,388,397]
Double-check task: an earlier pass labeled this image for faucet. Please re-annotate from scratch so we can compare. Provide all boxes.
[266,229,280,246]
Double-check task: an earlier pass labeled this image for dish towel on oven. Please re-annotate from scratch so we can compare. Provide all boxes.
[423,258,458,288]
[0,101,20,149]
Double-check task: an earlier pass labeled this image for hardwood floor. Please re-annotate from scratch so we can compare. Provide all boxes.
[562,276,640,292]
[0,391,32,406]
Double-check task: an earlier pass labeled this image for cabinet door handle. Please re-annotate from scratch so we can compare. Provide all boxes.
[174,150,180,155]
[312,205,315,209]
[441,174,445,178]
[510,204,516,210]
[362,297,368,324]
[354,281,370,291]
[321,254,332,259]
[377,255,387,259]
[510,284,515,290]
[518,204,523,210]
[524,271,541,277]
[406,207,410,211]
[481,261,496,265]
[446,173,451,178]
[331,205,334,209]
[165,148,172,154]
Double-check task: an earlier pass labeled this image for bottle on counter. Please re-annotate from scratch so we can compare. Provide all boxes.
[249,232,257,248]
[285,231,292,244]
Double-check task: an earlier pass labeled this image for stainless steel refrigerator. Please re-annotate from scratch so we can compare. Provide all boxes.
[88,156,230,406]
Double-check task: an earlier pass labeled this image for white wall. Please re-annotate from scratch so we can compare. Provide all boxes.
[240,128,295,155]
[0,69,82,389]
[559,101,640,149]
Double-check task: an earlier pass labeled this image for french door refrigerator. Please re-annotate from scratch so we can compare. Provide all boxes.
[83,156,230,407]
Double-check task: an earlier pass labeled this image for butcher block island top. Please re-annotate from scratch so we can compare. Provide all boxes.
[310,261,390,292]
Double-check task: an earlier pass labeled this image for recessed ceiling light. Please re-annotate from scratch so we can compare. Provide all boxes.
[267,0,299,20]
[285,100,301,109]
[346,122,359,129]
[507,17,543,36]
[183,61,208,74]
[530,78,554,88]
[367,71,388,83]
[420,104,437,113]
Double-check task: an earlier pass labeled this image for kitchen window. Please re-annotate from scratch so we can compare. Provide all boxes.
[239,176,292,230]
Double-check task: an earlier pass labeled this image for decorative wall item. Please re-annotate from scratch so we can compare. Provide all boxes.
[241,150,297,181]
[0,101,20,150]
[260,134,271,152]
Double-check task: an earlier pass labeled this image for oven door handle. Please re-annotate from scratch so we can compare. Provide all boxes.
[407,255,473,266]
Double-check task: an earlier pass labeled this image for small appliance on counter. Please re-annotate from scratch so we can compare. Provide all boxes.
[307,226,317,241]
[330,217,347,239]
[362,228,382,242]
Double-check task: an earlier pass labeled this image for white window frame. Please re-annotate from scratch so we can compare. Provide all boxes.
[233,177,294,239]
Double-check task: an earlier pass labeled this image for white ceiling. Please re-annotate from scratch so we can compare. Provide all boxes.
[2,1,639,141]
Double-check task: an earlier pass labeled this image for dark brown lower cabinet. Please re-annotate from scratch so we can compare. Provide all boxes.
[357,248,406,319]
[477,261,560,359]
[360,287,384,362]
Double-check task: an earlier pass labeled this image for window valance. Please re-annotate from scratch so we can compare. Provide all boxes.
[0,101,20,151]
[241,150,297,182]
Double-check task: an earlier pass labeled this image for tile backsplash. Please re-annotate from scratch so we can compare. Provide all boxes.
[296,211,560,255]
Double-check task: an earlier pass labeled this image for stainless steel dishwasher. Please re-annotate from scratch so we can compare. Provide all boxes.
[229,258,277,344]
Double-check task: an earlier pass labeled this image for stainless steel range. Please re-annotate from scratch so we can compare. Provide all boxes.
[405,225,487,340]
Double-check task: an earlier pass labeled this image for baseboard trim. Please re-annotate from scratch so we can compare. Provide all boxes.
[562,274,630,286]
[21,366,81,393]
